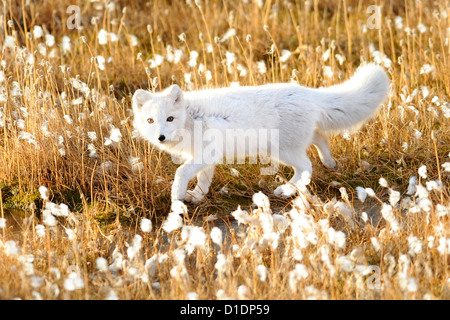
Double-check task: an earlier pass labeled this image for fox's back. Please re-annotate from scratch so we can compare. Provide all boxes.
[184,83,313,130]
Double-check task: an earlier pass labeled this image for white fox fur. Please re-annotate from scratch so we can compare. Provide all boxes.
[132,63,390,206]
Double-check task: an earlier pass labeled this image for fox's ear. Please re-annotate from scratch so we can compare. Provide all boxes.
[165,84,184,106]
[132,89,152,110]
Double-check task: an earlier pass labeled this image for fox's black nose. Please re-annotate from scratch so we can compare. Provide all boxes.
[158,135,166,142]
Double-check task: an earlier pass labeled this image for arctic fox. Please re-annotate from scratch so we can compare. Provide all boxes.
[132,63,390,206]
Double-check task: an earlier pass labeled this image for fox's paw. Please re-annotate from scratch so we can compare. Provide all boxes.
[324,158,338,171]
[273,184,298,198]
[184,190,205,203]
[170,200,188,215]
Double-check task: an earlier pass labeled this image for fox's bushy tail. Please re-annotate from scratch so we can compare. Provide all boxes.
[315,63,390,133]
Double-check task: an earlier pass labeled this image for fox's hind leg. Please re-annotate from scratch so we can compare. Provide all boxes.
[274,150,312,198]
[312,130,338,171]
[184,165,215,203]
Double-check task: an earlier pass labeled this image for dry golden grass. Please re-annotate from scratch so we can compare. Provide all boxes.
[0,0,449,300]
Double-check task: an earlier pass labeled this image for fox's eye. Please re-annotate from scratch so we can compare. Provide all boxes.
[147,118,154,124]
[167,116,174,122]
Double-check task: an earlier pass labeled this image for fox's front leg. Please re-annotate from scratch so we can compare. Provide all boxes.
[184,165,215,203]
[171,162,209,203]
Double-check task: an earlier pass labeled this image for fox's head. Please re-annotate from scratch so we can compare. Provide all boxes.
[132,84,186,148]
